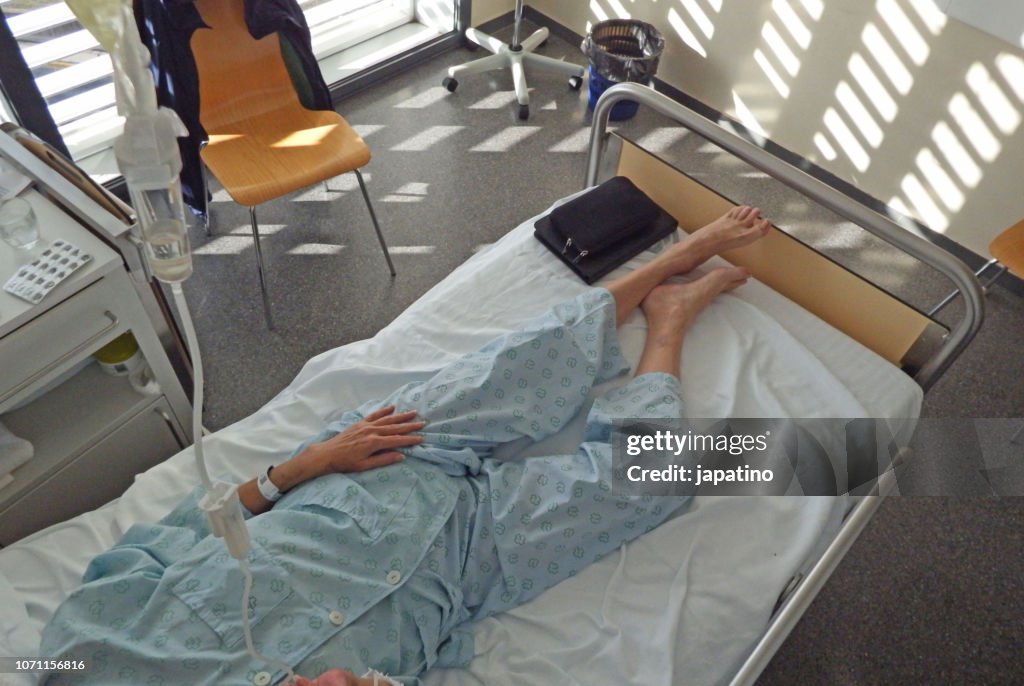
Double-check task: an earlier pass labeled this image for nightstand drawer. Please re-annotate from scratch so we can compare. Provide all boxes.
[0,273,129,410]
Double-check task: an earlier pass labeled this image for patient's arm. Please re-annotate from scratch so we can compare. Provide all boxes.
[238,406,425,515]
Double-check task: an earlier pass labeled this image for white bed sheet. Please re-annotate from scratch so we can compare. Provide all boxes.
[0,202,922,686]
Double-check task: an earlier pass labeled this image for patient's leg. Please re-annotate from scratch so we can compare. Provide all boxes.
[634,266,749,378]
[605,205,769,325]
[325,209,762,471]
[468,268,747,616]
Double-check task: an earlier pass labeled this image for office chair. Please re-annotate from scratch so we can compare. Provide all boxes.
[191,0,395,329]
[442,0,584,120]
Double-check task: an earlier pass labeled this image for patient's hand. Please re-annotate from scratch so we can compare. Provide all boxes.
[300,406,425,478]
[239,406,425,514]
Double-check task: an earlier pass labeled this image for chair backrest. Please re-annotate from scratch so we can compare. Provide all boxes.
[190,0,303,132]
[990,217,1024,278]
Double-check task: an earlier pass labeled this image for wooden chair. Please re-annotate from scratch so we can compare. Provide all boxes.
[990,218,1024,280]
[191,0,394,329]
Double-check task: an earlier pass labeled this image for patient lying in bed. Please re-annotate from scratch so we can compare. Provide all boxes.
[41,207,771,686]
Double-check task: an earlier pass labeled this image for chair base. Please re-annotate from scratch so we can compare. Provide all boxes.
[443,26,583,120]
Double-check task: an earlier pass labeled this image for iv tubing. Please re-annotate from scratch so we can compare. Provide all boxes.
[170,284,212,493]
[240,558,299,683]
[171,282,297,683]
[65,2,298,682]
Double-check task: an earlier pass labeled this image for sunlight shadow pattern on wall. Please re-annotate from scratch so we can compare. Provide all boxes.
[666,0,723,59]
[738,0,824,137]
[791,0,1024,236]
[887,57,1023,233]
[807,0,936,178]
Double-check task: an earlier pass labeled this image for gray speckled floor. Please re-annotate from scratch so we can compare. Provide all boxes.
[185,21,1024,686]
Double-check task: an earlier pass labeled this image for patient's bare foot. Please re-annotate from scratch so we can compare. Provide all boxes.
[605,207,764,328]
[633,266,749,377]
[660,206,770,274]
[641,266,750,335]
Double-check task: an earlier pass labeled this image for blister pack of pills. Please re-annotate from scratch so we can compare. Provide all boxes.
[3,239,92,304]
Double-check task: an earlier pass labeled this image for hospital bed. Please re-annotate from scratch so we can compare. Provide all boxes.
[0,84,983,685]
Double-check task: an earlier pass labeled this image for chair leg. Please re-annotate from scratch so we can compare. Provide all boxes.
[524,50,586,79]
[510,54,529,107]
[446,51,510,80]
[518,26,548,53]
[354,169,396,276]
[249,206,275,330]
[464,27,507,55]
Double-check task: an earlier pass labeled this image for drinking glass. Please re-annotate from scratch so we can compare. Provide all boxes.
[0,197,40,250]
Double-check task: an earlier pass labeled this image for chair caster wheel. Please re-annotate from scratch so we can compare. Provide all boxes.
[518,104,529,120]
[568,75,583,90]
[443,76,458,92]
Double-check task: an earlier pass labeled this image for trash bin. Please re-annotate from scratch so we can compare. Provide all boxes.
[581,19,665,121]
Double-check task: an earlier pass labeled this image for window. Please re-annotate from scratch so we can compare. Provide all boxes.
[305,0,415,58]
[0,0,454,176]
[5,2,116,163]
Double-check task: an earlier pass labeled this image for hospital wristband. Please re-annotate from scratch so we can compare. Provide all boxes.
[256,466,282,502]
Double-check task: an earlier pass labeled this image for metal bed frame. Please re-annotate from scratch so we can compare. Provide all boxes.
[585,83,985,686]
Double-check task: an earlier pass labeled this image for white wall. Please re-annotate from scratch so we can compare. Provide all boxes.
[474,0,1024,257]
[939,0,1024,49]
[471,0,509,25]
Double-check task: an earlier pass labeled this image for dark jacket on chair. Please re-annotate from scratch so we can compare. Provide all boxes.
[133,0,332,216]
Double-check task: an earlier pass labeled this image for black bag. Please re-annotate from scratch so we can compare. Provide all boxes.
[534,176,677,283]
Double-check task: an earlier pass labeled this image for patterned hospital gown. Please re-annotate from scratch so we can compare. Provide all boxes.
[41,289,690,685]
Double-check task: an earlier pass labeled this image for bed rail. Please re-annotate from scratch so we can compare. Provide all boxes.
[586,83,983,391]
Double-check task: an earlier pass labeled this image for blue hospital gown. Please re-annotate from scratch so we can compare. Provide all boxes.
[40,289,691,685]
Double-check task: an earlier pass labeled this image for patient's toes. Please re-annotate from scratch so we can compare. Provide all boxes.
[716,208,770,245]
[672,206,771,275]
[742,206,764,226]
